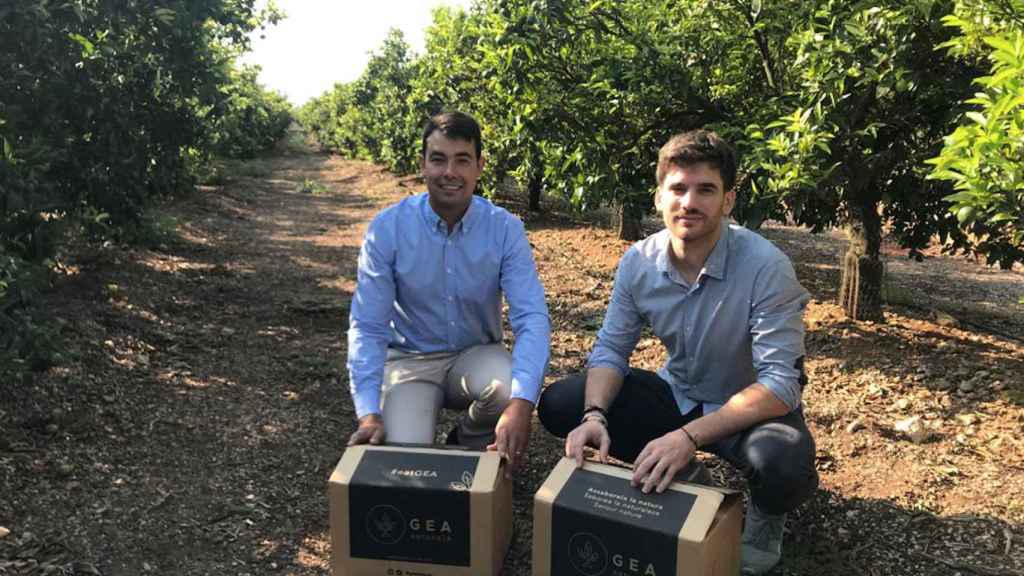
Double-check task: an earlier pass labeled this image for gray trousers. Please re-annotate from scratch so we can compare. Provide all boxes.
[381,344,512,448]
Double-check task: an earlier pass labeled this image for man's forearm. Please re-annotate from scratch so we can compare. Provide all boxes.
[681,382,790,448]
[584,366,626,411]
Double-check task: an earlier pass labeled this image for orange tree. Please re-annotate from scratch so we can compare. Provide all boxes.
[473,0,728,239]
[747,0,981,321]
[929,0,1024,269]
[0,0,284,372]
[298,30,422,174]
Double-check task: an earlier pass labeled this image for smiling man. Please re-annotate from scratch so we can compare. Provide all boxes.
[536,130,818,574]
[346,111,550,476]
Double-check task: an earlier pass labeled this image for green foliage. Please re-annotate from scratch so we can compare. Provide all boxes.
[929,5,1024,266]
[298,178,329,195]
[299,30,428,174]
[300,0,1022,265]
[208,65,294,159]
[0,0,290,370]
[746,0,987,264]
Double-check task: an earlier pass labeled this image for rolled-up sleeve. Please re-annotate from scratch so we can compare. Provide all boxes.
[346,215,397,418]
[500,218,551,405]
[749,257,810,410]
[587,250,644,376]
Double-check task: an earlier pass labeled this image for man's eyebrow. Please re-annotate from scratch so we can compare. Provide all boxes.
[667,180,719,190]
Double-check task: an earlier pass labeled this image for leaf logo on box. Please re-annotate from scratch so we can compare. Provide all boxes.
[449,471,474,491]
[365,504,406,545]
[568,532,608,575]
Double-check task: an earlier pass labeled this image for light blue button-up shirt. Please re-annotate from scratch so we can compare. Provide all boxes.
[347,192,551,419]
[588,223,809,413]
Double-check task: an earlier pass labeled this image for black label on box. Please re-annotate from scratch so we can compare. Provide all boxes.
[349,450,477,566]
[551,468,695,576]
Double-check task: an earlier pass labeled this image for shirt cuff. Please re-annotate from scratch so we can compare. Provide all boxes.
[510,375,540,405]
[354,389,382,420]
[758,374,802,411]
[585,358,629,377]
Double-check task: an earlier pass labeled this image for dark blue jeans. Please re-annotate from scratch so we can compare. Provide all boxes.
[537,369,819,515]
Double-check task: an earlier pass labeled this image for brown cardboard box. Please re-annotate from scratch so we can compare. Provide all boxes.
[328,445,512,576]
[533,458,742,576]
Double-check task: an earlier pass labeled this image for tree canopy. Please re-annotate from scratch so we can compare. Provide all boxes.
[1,0,293,367]
[297,0,1024,320]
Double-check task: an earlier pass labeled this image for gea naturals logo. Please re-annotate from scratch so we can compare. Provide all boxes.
[366,505,406,545]
[568,532,658,576]
[568,533,608,575]
[365,504,455,545]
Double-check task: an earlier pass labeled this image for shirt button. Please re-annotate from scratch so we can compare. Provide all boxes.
[448,296,454,302]
[446,268,452,274]
[449,321,455,326]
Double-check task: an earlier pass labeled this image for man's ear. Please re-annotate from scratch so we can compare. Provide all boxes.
[723,188,737,216]
[477,154,486,171]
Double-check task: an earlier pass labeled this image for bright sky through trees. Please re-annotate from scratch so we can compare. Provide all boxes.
[241,0,473,106]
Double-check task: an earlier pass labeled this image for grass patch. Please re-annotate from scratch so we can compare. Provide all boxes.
[196,158,274,185]
[131,214,179,249]
[298,178,330,196]
[882,283,922,308]
[224,159,273,180]
[277,125,313,156]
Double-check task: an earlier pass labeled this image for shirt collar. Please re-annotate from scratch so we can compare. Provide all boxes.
[654,223,732,281]
[702,223,731,281]
[419,192,479,235]
[460,196,480,233]
[655,230,673,273]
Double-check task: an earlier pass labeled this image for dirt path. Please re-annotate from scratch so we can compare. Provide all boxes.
[1,141,1022,576]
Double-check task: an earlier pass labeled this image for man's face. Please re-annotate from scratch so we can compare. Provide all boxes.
[421,131,484,216]
[655,161,735,244]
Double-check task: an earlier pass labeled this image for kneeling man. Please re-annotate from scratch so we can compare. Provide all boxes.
[346,111,550,476]
[537,130,817,575]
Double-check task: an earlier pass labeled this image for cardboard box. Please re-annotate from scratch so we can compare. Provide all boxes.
[328,445,512,576]
[533,458,742,576]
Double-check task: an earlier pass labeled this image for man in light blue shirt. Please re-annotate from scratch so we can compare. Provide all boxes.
[537,131,817,575]
[346,111,550,474]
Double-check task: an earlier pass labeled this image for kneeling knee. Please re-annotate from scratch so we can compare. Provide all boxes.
[537,384,581,438]
[753,456,819,513]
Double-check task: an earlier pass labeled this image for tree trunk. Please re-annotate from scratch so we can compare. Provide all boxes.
[528,172,542,212]
[839,199,885,321]
[617,200,644,241]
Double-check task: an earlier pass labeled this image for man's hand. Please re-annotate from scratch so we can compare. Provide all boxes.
[631,429,696,494]
[565,419,611,468]
[487,398,533,478]
[348,414,385,446]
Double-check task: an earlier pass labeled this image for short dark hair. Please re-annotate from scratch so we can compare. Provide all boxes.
[656,130,736,192]
[422,111,483,160]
